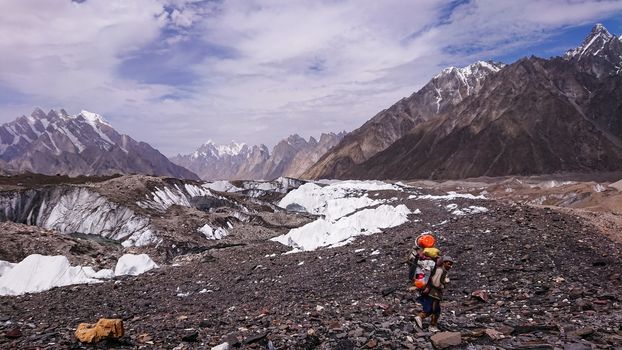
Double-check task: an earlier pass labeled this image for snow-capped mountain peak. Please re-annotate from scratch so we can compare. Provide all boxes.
[192,140,248,160]
[173,133,345,180]
[0,108,117,156]
[215,141,246,157]
[0,108,199,179]
[563,23,622,78]
[424,60,505,113]
[436,61,504,80]
[592,23,612,38]
[564,23,616,59]
[78,110,112,127]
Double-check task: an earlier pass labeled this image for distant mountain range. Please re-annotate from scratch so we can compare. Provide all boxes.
[3,24,620,182]
[304,24,622,180]
[171,133,345,180]
[0,109,199,180]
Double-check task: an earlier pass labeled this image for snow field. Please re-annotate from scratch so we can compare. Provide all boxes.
[413,191,486,200]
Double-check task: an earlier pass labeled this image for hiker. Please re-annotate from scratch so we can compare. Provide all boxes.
[414,255,454,332]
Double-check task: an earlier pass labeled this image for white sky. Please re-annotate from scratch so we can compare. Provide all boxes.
[0,0,621,156]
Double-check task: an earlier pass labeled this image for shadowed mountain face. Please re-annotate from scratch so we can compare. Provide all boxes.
[0,109,199,180]
[172,132,345,181]
[302,61,504,179]
[308,24,622,180]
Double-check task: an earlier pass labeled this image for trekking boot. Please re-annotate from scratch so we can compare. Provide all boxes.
[414,316,423,329]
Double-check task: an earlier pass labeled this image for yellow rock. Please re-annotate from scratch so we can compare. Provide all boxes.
[75,318,124,343]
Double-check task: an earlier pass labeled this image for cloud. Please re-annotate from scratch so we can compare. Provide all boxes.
[0,0,621,156]
[439,0,622,55]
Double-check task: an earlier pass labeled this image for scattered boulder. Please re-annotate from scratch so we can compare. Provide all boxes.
[5,327,22,339]
[485,328,505,340]
[569,327,594,339]
[365,339,378,348]
[181,331,199,342]
[430,331,461,349]
[211,342,230,350]
[564,343,592,350]
[471,290,489,302]
[244,331,268,344]
[75,318,124,343]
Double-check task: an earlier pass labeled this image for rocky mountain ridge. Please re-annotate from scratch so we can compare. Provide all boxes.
[302,61,504,179]
[305,24,622,180]
[0,108,199,180]
[347,24,622,180]
[172,132,345,181]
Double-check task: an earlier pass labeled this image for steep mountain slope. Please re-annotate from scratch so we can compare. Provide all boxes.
[324,24,622,180]
[0,109,199,180]
[172,132,344,180]
[302,61,504,179]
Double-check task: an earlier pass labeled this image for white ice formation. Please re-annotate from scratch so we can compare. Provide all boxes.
[0,253,158,296]
[114,254,159,276]
[272,180,412,251]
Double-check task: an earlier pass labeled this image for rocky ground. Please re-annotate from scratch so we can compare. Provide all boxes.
[0,222,122,268]
[1,183,621,349]
[0,173,119,191]
[407,174,622,245]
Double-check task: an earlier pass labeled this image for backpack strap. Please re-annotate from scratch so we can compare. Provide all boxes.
[408,254,419,281]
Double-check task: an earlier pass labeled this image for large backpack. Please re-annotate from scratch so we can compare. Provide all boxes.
[407,233,438,288]
[412,259,436,289]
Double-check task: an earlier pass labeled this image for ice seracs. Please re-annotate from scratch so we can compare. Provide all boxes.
[137,184,214,212]
[0,186,158,248]
[272,204,412,251]
[278,181,397,221]
[0,255,102,296]
[114,254,158,276]
[198,224,228,240]
[272,180,413,252]
[0,253,159,295]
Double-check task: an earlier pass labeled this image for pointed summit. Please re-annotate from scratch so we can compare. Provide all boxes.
[590,23,612,38]
[564,23,622,77]
[31,107,46,119]
[565,23,616,60]
[78,110,111,127]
